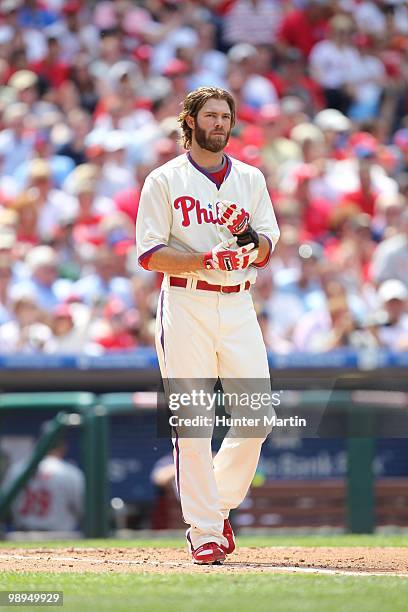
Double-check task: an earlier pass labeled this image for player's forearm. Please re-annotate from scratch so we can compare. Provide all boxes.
[254,235,270,265]
[147,246,207,273]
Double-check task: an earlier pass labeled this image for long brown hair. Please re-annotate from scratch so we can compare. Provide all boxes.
[178,87,236,150]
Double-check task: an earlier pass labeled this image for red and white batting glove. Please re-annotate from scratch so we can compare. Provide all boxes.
[217,200,250,235]
[217,200,260,248]
[204,239,258,271]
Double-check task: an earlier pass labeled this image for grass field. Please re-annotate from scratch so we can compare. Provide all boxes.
[1,534,408,548]
[1,535,408,612]
[1,572,408,612]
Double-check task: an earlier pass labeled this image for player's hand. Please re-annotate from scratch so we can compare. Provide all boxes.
[204,238,258,271]
[217,200,260,248]
[217,201,250,235]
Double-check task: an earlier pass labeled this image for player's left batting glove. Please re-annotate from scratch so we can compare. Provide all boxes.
[204,238,258,271]
[217,200,260,248]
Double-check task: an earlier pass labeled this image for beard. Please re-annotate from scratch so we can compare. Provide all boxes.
[194,121,231,153]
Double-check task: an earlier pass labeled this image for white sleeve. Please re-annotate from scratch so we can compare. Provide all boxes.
[251,171,280,268]
[136,173,172,269]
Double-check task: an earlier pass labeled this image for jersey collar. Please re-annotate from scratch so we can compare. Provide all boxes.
[186,151,232,188]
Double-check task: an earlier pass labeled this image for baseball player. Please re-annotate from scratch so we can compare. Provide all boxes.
[136,87,280,564]
[3,426,84,532]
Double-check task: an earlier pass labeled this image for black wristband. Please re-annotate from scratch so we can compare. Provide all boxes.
[236,225,259,248]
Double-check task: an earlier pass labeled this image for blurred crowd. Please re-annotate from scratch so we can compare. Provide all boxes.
[0,0,407,355]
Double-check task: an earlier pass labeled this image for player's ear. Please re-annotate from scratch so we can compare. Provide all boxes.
[186,115,195,130]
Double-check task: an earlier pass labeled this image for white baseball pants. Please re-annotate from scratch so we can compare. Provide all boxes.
[156,284,272,550]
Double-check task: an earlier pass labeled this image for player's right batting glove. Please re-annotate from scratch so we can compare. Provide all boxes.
[204,238,258,271]
[217,200,260,248]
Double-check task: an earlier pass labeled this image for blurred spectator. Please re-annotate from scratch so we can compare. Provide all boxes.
[0,226,16,262]
[89,297,138,352]
[275,242,326,310]
[222,0,282,47]
[70,178,116,248]
[114,183,142,226]
[227,43,278,109]
[3,423,84,532]
[341,156,379,216]
[0,254,13,325]
[9,189,39,246]
[394,131,408,174]
[286,164,333,241]
[372,279,408,350]
[278,48,325,116]
[29,34,70,89]
[57,1,99,62]
[352,0,408,37]
[277,0,329,58]
[253,271,299,352]
[0,206,17,236]
[0,102,34,177]
[258,104,300,181]
[293,281,371,352]
[310,14,361,114]
[348,34,386,121]
[7,70,41,112]
[371,207,408,285]
[46,302,101,355]
[73,246,133,308]
[327,212,377,292]
[23,159,76,241]
[0,291,52,353]
[98,211,134,256]
[70,181,102,247]
[184,16,227,90]
[323,134,398,203]
[97,131,135,199]
[372,191,406,239]
[11,245,68,312]
[314,108,351,159]
[19,0,58,29]
[55,107,91,166]
[67,53,99,114]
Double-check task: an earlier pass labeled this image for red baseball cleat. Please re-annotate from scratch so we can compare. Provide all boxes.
[191,542,226,565]
[222,519,236,554]
[186,529,226,565]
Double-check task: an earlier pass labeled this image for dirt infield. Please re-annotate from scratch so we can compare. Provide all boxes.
[1,546,407,575]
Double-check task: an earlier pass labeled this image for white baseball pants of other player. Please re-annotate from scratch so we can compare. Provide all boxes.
[156,281,272,550]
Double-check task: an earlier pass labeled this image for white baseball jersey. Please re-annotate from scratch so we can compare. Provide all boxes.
[136,153,280,283]
[4,456,84,531]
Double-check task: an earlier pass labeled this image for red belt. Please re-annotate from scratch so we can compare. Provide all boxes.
[169,277,250,294]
